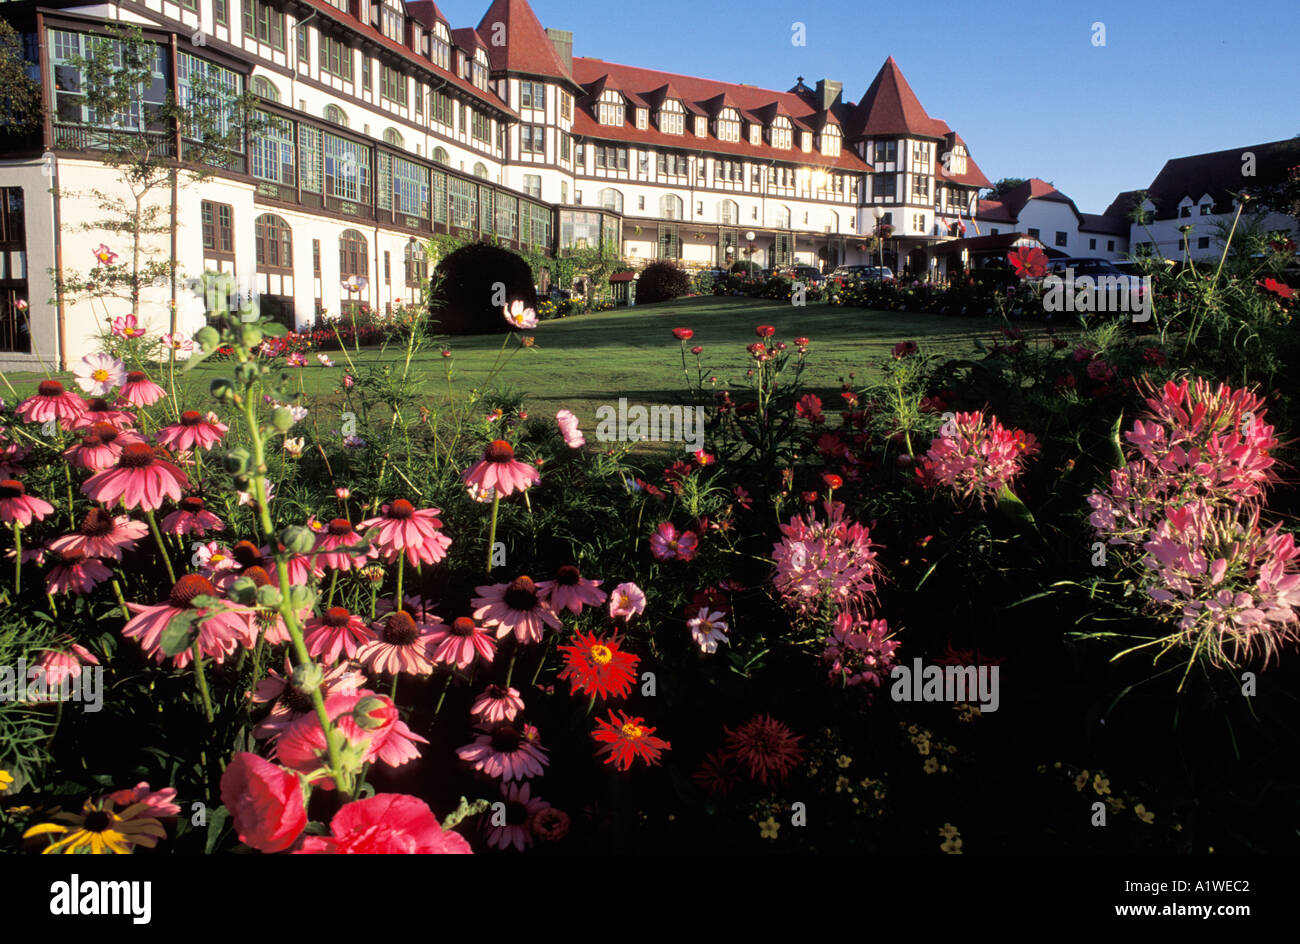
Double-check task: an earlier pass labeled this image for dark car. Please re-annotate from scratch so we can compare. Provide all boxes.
[788,265,824,286]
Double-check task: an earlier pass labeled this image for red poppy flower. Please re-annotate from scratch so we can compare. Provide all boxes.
[1007,247,1049,279]
[822,473,843,490]
[1257,277,1295,300]
[592,709,671,771]
[556,631,639,701]
[672,327,694,341]
[755,325,776,338]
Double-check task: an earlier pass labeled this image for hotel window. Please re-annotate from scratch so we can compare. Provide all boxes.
[383,127,404,148]
[51,31,169,132]
[911,142,930,168]
[561,91,572,119]
[772,204,790,229]
[820,128,841,157]
[638,196,645,210]
[339,229,368,287]
[1197,236,1210,249]
[595,146,627,171]
[251,113,295,184]
[431,170,447,223]
[521,124,545,154]
[406,240,428,287]
[392,156,430,216]
[320,35,352,80]
[716,108,741,142]
[560,181,568,202]
[874,173,896,199]
[312,239,321,275]
[384,251,391,286]
[658,102,685,135]
[243,0,285,49]
[323,104,347,127]
[298,126,322,192]
[1089,238,1097,250]
[1107,239,1115,251]
[520,80,545,110]
[599,188,623,213]
[1200,203,1211,215]
[215,0,228,26]
[770,119,792,150]
[1180,205,1191,218]
[560,132,571,162]
[250,76,279,101]
[657,152,688,177]
[201,201,234,255]
[873,140,897,163]
[597,90,624,126]
[657,224,680,259]
[912,213,925,232]
[694,116,707,136]
[773,232,792,265]
[380,0,405,43]
[560,210,602,250]
[432,92,452,126]
[381,66,406,105]
[523,175,541,198]
[659,194,683,220]
[323,134,371,203]
[431,25,450,70]
[414,83,424,116]
[254,214,292,270]
[471,111,490,142]
[719,199,738,225]
[0,187,29,354]
[472,52,489,90]
[296,23,308,62]
[749,124,760,146]
[474,162,490,179]
[1027,228,1040,240]
[990,227,999,236]
[911,176,929,200]
[1055,231,1068,247]
[636,108,648,130]
[177,54,240,144]
[361,57,371,93]
[575,142,585,166]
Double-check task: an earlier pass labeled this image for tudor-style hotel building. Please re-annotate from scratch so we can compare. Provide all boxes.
[0,0,991,369]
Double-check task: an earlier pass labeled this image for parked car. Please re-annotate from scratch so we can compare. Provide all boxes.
[788,265,825,287]
[700,266,730,283]
[831,264,893,283]
[1036,257,1148,322]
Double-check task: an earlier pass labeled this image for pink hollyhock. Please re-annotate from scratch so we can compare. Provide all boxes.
[822,613,900,693]
[83,442,188,512]
[313,517,377,572]
[771,499,881,619]
[16,380,86,429]
[485,782,549,853]
[915,411,1038,505]
[219,752,307,853]
[356,500,452,568]
[556,409,585,448]
[462,440,540,497]
[649,521,699,561]
[304,606,376,664]
[471,684,525,723]
[608,581,646,620]
[429,616,497,669]
[457,722,549,781]
[296,794,471,854]
[472,576,563,644]
[161,496,224,536]
[116,371,166,407]
[122,574,255,669]
[49,507,147,560]
[0,480,54,526]
[155,410,228,452]
[45,548,113,595]
[536,564,607,615]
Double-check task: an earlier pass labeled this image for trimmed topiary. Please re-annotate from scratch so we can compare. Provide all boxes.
[636,260,693,305]
[430,241,538,335]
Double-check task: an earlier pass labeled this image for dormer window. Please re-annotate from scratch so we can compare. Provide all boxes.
[598,89,624,126]
[948,144,967,175]
[635,108,648,130]
[431,23,450,70]
[819,126,840,157]
[694,116,707,136]
[769,116,792,149]
[715,107,740,142]
[749,124,760,146]
[379,0,404,43]
[657,99,684,134]
[800,131,812,152]
[472,49,489,90]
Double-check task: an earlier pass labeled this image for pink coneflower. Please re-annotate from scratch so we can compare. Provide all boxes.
[0,480,54,526]
[82,442,188,511]
[357,500,452,568]
[35,643,99,687]
[608,581,647,620]
[116,371,166,408]
[462,440,540,497]
[556,409,585,448]
[313,517,377,572]
[429,616,497,669]
[16,380,86,429]
[304,606,376,664]
[155,411,228,452]
[649,522,699,561]
[49,507,147,561]
[536,564,607,615]
[456,722,549,781]
[486,782,550,852]
[73,353,126,396]
[0,434,29,478]
[471,684,525,723]
[721,714,804,786]
[105,782,180,819]
[472,576,563,644]
[122,574,255,669]
[45,548,113,595]
[252,659,366,743]
[161,497,224,536]
[687,608,729,653]
[72,397,134,431]
[355,610,439,676]
[63,422,142,471]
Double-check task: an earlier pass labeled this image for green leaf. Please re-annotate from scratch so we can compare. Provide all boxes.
[1109,409,1126,469]
[204,805,230,854]
[159,611,197,656]
[261,321,288,338]
[995,485,1038,532]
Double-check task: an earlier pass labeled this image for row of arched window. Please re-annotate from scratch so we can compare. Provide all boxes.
[253,214,425,286]
[590,189,832,229]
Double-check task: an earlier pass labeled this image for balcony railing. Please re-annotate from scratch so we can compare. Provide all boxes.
[52,122,176,158]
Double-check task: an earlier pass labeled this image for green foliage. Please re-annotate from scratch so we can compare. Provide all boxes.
[0,19,40,138]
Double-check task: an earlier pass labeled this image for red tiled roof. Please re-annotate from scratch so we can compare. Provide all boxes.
[974,199,1016,223]
[845,57,950,140]
[476,0,575,82]
[297,0,514,116]
[451,27,486,52]
[996,178,1074,218]
[571,56,869,171]
[404,0,448,29]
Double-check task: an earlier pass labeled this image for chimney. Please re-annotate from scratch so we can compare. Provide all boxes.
[815,79,842,111]
[547,28,573,75]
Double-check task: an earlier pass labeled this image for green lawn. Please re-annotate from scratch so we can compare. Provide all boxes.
[4,296,1009,435]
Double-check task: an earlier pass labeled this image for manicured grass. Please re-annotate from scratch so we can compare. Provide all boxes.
[3,296,1011,435]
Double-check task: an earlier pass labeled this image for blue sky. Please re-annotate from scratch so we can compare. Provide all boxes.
[438,0,1300,213]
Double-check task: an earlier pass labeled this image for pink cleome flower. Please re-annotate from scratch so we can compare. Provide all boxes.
[771,499,881,619]
[822,613,900,694]
[915,411,1038,505]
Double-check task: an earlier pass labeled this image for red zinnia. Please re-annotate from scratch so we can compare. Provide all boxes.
[1257,277,1295,301]
[592,709,671,771]
[556,631,639,701]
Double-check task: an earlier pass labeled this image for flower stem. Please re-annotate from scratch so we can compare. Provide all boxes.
[485,490,501,574]
[433,672,453,719]
[395,555,404,610]
[190,640,214,722]
[504,645,518,688]
[110,578,131,620]
[11,523,20,595]
[144,510,177,585]
[325,569,338,608]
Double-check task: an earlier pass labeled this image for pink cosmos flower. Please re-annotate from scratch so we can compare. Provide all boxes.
[536,564,607,615]
[357,500,452,568]
[457,722,549,781]
[49,507,148,560]
[429,616,497,669]
[45,548,113,595]
[286,352,307,367]
[35,643,99,687]
[160,496,224,536]
[472,576,563,644]
[608,581,647,620]
[304,606,377,664]
[116,370,166,407]
[93,244,118,267]
[503,300,538,329]
[316,354,334,367]
[73,353,127,396]
[296,794,471,855]
[155,411,228,452]
[82,442,188,511]
[16,380,86,429]
[160,333,193,354]
[355,610,442,676]
[122,574,256,669]
[313,517,377,572]
[0,480,54,526]
[463,440,540,497]
[471,684,525,723]
[649,521,699,561]
[556,409,585,448]
[687,607,729,653]
[486,782,550,852]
